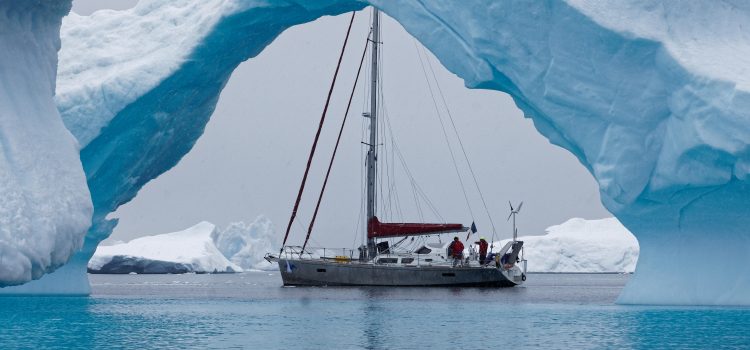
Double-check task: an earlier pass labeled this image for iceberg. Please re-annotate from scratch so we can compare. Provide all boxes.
[498,218,639,273]
[2,0,364,294]
[212,216,278,271]
[88,222,241,274]
[88,216,276,273]
[0,1,92,287]
[2,0,748,304]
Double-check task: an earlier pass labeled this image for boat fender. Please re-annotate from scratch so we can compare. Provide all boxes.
[521,273,526,281]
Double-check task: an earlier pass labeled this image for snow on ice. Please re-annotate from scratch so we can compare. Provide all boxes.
[212,216,278,271]
[89,221,241,274]
[498,218,639,273]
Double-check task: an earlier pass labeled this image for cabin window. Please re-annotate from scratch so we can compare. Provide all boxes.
[317,268,327,273]
[442,273,456,277]
[401,258,414,264]
[377,258,398,264]
[415,246,432,254]
[424,259,433,262]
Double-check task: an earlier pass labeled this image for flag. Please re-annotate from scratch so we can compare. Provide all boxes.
[466,221,478,241]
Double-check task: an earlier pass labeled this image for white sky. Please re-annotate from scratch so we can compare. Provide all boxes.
[72,1,611,247]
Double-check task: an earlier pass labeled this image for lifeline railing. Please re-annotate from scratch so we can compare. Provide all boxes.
[274,245,501,268]
[279,245,526,273]
[278,246,359,261]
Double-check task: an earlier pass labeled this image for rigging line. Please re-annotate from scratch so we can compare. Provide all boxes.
[412,39,476,221]
[354,131,365,251]
[383,97,445,223]
[379,91,406,221]
[355,35,371,250]
[414,181,444,221]
[389,155,404,220]
[386,120,443,222]
[352,207,363,249]
[280,12,357,252]
[303,26,371,253]
[420,45,499,239]
[384,54,398,221]
[380,105,404,220]
[384,118,394,219]
[378,104,391,219]
[377,63,386,219]
[377,71,396,220]
[395,142,439,220]
[381,102,438,221]
[376,43,386,220]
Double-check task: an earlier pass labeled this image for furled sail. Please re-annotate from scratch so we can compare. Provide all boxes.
[367,216,467,239]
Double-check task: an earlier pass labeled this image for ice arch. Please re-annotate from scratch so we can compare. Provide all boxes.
[2,0,749,304]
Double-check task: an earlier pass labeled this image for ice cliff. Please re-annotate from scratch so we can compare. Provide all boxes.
[1,0,748,304]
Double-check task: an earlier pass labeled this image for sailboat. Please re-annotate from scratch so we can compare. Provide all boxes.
[264,8,527,287]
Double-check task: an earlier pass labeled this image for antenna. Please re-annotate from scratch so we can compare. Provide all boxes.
[507,201,523,241]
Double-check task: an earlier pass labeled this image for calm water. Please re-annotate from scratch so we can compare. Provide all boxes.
[1,273,748,349]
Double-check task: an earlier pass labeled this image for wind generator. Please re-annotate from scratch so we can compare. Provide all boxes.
[508,201,523,241]
[499,201,526,280]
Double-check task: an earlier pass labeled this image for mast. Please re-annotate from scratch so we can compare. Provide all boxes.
[366,8,380,259]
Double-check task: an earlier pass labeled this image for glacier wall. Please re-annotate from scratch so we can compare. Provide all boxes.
[0,0,92,288]
[1,0,748,304]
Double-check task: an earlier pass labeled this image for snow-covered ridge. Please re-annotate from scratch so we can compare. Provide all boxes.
[499,218,639,273]
[89,216,277,274]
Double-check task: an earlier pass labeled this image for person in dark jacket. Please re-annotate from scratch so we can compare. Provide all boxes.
[448,236,464,267]
[474,237,489,265]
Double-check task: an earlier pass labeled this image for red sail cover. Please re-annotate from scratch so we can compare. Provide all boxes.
[367,216,467,239]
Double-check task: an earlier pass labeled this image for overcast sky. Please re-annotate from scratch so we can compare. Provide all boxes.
[72,1,611,248]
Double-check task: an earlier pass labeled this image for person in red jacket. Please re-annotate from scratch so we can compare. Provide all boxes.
[448,236,465,267]
[474,237,489,265]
